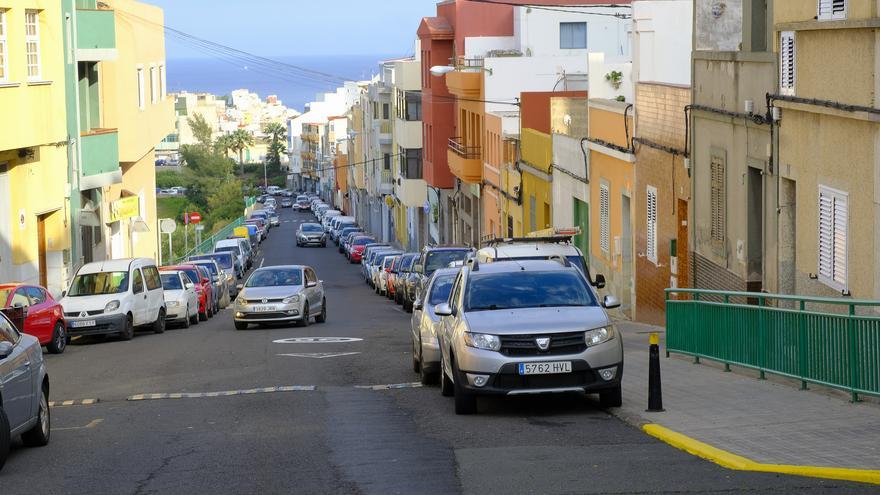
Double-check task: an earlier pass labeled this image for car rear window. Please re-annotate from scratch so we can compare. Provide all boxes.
[425,250,470,274]
[465,271,596,311]
[216,245,241,256]
[353,237,376,246]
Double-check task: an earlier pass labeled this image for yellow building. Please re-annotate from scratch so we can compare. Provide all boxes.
[100,0,173,261]
[587,99,635,316]
[519,128,553,235]
[0,1,70,294]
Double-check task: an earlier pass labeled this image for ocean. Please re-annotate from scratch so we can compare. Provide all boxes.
[166,54,398,113]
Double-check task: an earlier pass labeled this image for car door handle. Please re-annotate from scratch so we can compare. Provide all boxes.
[23,361,31,368]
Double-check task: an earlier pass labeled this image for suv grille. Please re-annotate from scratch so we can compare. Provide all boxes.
[499,331,587,356]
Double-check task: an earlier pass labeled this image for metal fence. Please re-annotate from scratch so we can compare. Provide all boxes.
[665,288,880,401]
[176,216,246,263]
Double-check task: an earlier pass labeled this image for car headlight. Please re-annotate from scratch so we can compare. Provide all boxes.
[235,295,246,305]
[105,300,120,312]
[283,295,300,304]
[167,301,181,307]
[585,327,614,346]
[463,332,502,351]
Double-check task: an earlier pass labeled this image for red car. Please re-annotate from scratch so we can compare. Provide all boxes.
[0,283,67,354]
[348,236,376,263]
[160,265,214,321]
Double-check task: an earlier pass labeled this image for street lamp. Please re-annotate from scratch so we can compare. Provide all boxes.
[429,65,455,77]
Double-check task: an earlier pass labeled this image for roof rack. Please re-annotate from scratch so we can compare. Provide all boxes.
[482,227,581,247]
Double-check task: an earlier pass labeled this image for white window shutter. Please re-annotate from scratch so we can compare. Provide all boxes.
[600,184,610,254]
[818,0,847,20]
[818,191,834,280]
[646,186,658,264]
[818,186,848,291]
[780,32,796,95]
[832,194,847,287]
[710,155,726,243]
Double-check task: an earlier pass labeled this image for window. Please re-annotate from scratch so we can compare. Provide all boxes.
[529,195,537,232]
[137,67,145,109]
[150,65,158,104]
[383,153,391,170]
[144,266,162,291]
[159,63,166,99]
[0,313,19,344]
[646,186,658,264]
[818,0,846,20]
[132,269,144,294]
[560,22,587,49]
[383,103,390,120]
[25,10,41,80]
[599,183,610,254]
[780,31,796,96]
[25,287,46,305]
[0,9,7,82]
[11,289,30,308]
[818,186,848,291]
[404,148,422,179]
[710,155,726,243]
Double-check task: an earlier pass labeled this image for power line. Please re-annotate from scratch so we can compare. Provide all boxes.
[464,0,632,18]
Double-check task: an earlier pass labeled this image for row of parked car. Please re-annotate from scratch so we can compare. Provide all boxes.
[322,209,626,415]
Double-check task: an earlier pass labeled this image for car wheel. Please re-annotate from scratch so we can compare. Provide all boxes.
[22,382,50,447]
[47,322,67,354]
[298,304,310,327]
[412,340,421,373]
[419,345,437,386]
[453,358,477,415]
[440,354,454,397]
[182,306,191,329]
[207,305,214,319]
[190,310,199,325]
[234,321,248,330]
[315,299,327,323]
[120,314,135,341]
[0,405,9,471]
[153,309,166,334]
[599,385,622,408]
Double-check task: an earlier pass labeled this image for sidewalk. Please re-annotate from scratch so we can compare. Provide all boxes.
[614,321,880,484]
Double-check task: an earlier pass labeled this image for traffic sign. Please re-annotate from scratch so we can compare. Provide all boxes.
[188,212,203,224]
[159,218,177,234]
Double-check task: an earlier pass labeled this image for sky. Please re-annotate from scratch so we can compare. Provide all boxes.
[146,0,440,59]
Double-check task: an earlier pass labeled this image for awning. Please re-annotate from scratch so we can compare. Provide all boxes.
[79,201,101,227]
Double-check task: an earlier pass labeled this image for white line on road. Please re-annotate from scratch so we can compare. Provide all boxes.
[259,258,265,268]
[277,352,361,359]
[126,385,316,402]
[49,398,99,408]
[272,337,363,344]
[355,382,423,391]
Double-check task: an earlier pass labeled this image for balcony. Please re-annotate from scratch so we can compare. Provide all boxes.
[76,8,117,61]
[377,169,394,195]
[379,121,393,145]
[447,137,482,184]
[446,70,482,99]
[394,118,421,149]
[396,177,427,208]
[79,129,121,189]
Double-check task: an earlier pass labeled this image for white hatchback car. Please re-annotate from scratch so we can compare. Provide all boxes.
[159,270,200,328]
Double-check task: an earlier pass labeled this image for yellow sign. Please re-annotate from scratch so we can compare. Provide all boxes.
[233,227,250,238]
[385,195,394,207]
[110,196,140,222]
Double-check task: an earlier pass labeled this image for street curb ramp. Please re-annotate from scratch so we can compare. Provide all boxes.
[642,424,880,486]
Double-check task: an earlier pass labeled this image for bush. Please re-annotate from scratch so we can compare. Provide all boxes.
[156,170,185,189]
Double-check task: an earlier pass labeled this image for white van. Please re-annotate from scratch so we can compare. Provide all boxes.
[321,210,343,231]
[215,238,252,271]
[60,258,166,340]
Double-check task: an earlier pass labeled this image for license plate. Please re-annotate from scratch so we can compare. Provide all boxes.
[253,305,277,312]
[518,361,572,375]
[71,320,97,328]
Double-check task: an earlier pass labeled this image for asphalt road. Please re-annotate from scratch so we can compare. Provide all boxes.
[2,208,876,494]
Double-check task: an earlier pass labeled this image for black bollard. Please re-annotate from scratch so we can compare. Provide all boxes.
[647,332,665,412]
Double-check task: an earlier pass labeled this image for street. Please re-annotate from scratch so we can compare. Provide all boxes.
[2,207,875,495]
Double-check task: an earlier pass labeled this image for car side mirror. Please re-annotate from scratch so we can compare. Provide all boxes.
[434,303,452,317]
[185,283,195,290]
[593,274,606,289]
[602,295,621,309]
[12,301,25,309]
[237,284,244,291]
[62,290,67,298]
[413,264,423,274]
[306,281,318,288]
[0,341,13,359]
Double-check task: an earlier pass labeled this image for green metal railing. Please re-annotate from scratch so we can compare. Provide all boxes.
[666,288,880,402]
[177,217,245,263]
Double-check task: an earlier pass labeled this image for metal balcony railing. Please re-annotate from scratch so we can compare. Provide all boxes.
[448,137,481,159]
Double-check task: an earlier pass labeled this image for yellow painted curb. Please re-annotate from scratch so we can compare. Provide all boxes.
[642,424,880,486]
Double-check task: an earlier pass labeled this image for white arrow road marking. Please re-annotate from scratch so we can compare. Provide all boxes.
[277,352,361,359]
[272,337,363,344]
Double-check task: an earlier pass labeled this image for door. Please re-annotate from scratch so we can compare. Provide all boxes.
[676,199,690,290]
[25,287,51,343]
[573,198,590,262]
[304,268,320,310]
[143,266,163,322]
[37,214,48,288]
[0,316,34,431]
[620,194,633,317]
[131,268,146,325]
[0,162,11,283]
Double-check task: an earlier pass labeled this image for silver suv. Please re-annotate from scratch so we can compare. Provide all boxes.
[434,259,622,414]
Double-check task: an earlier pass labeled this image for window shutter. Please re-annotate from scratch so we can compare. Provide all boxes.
[832,193,847,287]
[710,156,726,243]
[646,186,658,264]
[818,0,846,20]
[780,32,796,95]
[818,191,834,280]
[600,184,610,254]
[818,186,848,291]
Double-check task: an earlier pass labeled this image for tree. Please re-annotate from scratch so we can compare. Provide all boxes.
[229,129,255,172]
[214,134,234,160]
[207,179,246,224]
[188,113,214,149]
[263,122,287,169]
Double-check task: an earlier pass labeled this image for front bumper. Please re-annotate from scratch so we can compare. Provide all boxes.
[233,302,303,323]
[165,305,188,321]
[298,236,325,245]
[454,360,623,395]
[66,312,128,337]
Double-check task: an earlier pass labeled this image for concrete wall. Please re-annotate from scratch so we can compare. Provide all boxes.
[512,5,631,58]
[483,55,588,114]
[632,0,693,86]
[695,0,743,51]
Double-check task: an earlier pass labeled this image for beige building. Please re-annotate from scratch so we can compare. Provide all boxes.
[772,0,880,303]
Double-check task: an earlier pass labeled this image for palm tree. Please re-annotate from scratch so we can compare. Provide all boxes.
[263,122,287,168]
[214,134,234,158]
[229,129,254,173]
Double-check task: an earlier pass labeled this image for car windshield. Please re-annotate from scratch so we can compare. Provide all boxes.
[400,256,416,271]
[465,271,595,311]
[353,237,376,246]
[68,271,130,296]
[201,254,233,269]
[216,245,241,255]
[246,268,303,287]
[302,224,322,232]
[160,273,183,290]
[180,269,202,284]
[428,274,456,305]
[425,250,470,274]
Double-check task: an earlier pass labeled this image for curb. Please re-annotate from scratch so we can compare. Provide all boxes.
[48,399,99,408]
[642,424,880,486]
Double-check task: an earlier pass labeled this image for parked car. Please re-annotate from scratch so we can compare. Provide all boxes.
[267,210,280,227]
[0,284,67,354]
[159,270,199,328]
[215,239,249,272]
[189,252,241,295]
[280,198,293,208]
[0,312,50,471]
[328,216,354,241]
[61,258,166,340]
[385,255,403,300]
[188,259,230,309]
[411,267,458,384]
[295,199,311,211]
[321,210,343,231]
[361,245,392,284]
[160,265,214,321]
[408,246,473,312]
[393,253,419,305]
[233,265,326,330]
[296,223,327,247]
[347,236,378,263]
[377,254,402,297]
[370,250,402,291]
[338,227,363,252]
[434,259,623,415]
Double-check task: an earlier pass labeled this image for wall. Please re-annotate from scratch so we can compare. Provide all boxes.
[695,0,743,51]
[632,0,693,85]
[483,55,587,114]
[513,4,631,58]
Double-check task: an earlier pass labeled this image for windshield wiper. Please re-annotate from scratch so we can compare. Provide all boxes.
[468,304,507,311]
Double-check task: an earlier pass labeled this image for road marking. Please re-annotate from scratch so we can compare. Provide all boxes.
[259,257,265,268]
[126,385,316,401]
[272,337,363,344]
[355,382,423,391]
[278,352,361,359]
[49,398,100,408]
[55,419,103,431]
